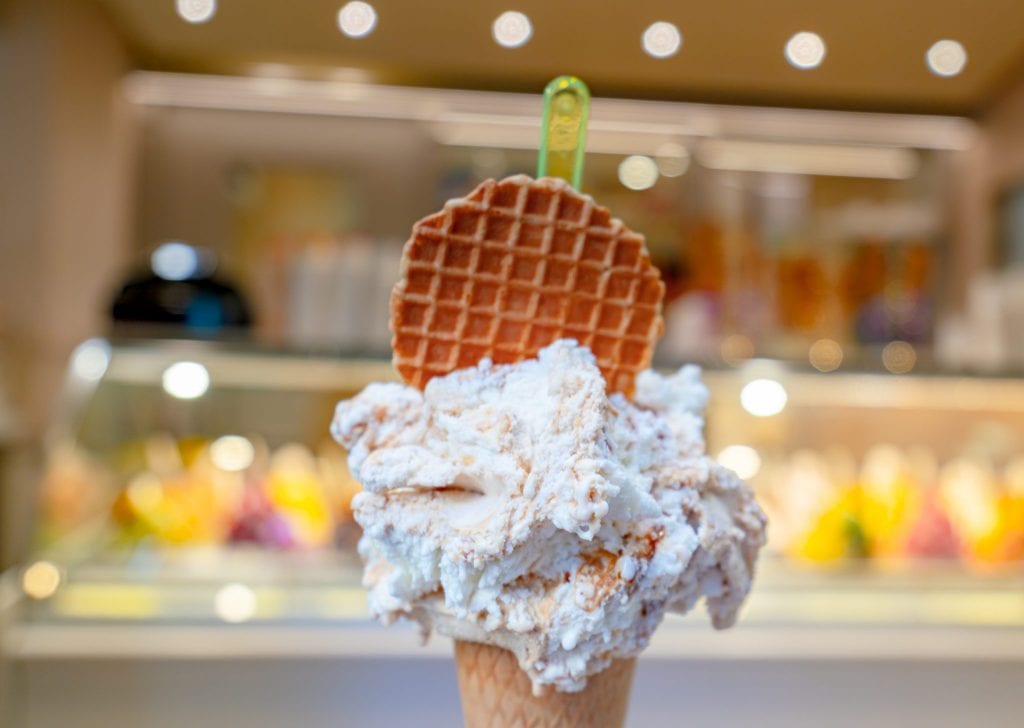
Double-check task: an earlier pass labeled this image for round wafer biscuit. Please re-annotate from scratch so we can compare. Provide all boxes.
[390,175,664,396]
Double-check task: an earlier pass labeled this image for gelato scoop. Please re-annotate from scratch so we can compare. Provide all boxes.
[333,339,767,693]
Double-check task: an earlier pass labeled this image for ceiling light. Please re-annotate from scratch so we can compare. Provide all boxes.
[642,21,682,59]
[175,0,216,24]
[337,1,377,38]
[740,379,788,417]
[162,361,210,400]
[926,40,967,77]
[492,11,532,48]
[785,31,826,69]
[618,155,659,190]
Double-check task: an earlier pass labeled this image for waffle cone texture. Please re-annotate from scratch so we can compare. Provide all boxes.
[454,640,635,728]
[390,175,664,396]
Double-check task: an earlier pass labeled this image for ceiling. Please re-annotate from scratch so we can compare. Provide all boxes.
[98,0,1024,115]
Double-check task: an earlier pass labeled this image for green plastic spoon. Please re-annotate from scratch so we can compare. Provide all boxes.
[537,76,591,190]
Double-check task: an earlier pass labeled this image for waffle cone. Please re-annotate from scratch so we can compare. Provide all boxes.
[391,175,664,396]
[454,640,635,728]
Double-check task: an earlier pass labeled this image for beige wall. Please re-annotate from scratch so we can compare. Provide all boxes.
[946,136,990,309]
[985,75,1024,192]
[961,68,1024,276]
[0,0,134,565]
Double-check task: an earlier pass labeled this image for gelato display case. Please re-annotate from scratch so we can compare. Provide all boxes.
[3,338,1024,725]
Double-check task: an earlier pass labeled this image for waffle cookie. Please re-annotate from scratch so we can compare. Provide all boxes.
[390,175,664,396]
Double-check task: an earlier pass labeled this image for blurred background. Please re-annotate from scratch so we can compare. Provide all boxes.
[2,1,1024,725]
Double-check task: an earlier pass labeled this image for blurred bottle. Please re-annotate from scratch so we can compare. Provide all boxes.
[840,241,888,344]
[285,235,401,353]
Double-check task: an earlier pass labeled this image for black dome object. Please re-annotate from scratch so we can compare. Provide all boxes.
[111,274,252,334]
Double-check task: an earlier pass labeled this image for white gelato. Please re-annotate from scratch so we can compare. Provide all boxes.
[332,339,766,693]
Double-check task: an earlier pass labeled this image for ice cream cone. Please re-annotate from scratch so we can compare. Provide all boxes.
[454,640,635,728]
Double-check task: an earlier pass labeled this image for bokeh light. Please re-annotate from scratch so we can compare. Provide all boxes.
[210,435,256,472]
[809,338,844,372]
[492,11,532,48]
[22,561,61,600]
[618,155,659,190]
[175,0,216,24]
[882,340,917,374]
[162,361,211,400]
[926,39,967,77]
[642,21,682,59]
[741,378,788,417]
[655,142,690,177]
[717,445,763,480]
[337,1,378,38]
[215,583,257,623]
[70,338,111,382]
[151,241,200,281]
[785,32,826,69]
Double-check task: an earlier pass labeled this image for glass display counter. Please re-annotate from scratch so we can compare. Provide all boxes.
[4,551,1023,726]
[13,337,1024,615]
[3,338,1023,726]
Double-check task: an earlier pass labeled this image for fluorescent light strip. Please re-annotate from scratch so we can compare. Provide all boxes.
[698,139,919,179]
[122,72,978,152]
[431,116,690,156]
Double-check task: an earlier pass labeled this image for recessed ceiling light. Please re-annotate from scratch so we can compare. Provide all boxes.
[175,0,216,24]
[492,11,532,48]
[337,1,377,39]
[642,21,682,59]
[926,39,967,77]
[785,31,826,69]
